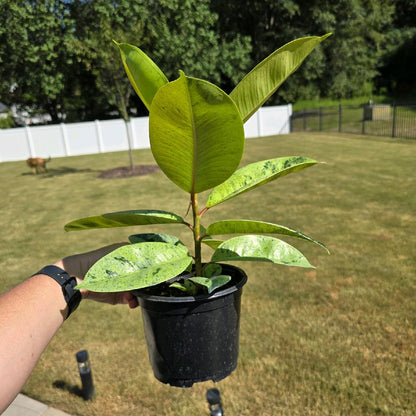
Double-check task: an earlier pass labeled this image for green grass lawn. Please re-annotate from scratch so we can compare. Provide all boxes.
[1,132,415,415]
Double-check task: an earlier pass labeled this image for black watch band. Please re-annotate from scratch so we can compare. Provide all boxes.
[34,265,82,319]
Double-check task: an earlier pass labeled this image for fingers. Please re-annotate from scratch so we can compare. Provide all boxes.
[82,290,139,309]
[58,242,128,279]
[123,292,139,309]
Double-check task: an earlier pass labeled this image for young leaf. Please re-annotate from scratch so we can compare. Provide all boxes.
[211,235,314,268]
[201,238,224,249]
[76,242,192,292]
[230,34,331,122]
[170,279,198,295]
[149,72,245,193]
[65,210,184,231]
[202,263,223,277]
[116,42,168,110]
[206,220,328,252]
[206,156,318,207]
[189,275,232,294]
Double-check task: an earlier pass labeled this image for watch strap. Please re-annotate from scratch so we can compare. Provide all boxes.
[34,265,82,319]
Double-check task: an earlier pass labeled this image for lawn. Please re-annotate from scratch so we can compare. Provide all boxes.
[1,132,415,415]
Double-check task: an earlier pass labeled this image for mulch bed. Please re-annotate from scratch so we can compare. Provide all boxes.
[98,165,160,179]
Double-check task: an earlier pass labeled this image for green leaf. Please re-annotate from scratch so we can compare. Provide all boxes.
[206,156,318,207]
[65,210,184,231]
[128,233,185,247]
[211,235,314,268]
[202,263,223,277]
[169,280,197,295]
[230,34,331,122]
[76,243,192,292]
[206,220,328,252]
[116,42,168,110]
[64,215,126,231]
[149,72,245,193]
[189,275,232,294]
[104,210,184,225]
[201,238,224,249]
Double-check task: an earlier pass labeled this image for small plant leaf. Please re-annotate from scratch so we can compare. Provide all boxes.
[230,34,331,122]
[76,242,192,292]
[149,72,245,193]
[201,238,224,249]
[202,263,223,277]
[211,235,314,268]
[206,220,328,252]
[116,42,168,110]
[65,210,184,231]
[206,156,318,207]
[169,279,198,295]
[189,275,232,294]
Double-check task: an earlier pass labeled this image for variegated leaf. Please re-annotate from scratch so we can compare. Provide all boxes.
[206,156,318,207]
[211,235,314,268]
[76,242,192,292]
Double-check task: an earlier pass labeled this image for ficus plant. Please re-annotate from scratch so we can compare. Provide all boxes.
[65,34,331,296]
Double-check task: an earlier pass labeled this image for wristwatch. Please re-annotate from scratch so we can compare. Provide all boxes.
[34,265,82,319]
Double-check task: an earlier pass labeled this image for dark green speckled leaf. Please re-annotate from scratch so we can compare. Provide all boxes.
[206,156,318,207]
[76,242,192,292]
[211,235,313,268]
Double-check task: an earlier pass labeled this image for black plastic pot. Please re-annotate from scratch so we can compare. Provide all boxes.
[133,264,247,387]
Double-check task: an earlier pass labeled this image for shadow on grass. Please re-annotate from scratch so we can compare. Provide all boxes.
[52,380,83,399]
[21,167,98,178]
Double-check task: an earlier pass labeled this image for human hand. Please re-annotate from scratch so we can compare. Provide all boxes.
[54,243,139,309]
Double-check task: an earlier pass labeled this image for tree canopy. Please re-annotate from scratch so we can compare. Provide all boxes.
[0,0,413,125]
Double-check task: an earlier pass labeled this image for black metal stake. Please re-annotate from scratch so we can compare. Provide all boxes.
[76,350,95,400]
[206,388,224,416]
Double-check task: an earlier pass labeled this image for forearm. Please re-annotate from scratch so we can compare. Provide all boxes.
[0,244,138,413]
[0,273,68,413]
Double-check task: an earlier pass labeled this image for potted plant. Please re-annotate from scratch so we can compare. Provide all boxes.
[65,33,330,387]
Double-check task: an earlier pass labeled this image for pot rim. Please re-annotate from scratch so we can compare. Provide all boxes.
[133,263,247,304]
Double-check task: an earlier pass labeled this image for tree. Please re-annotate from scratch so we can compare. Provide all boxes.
[211,0,396,102]
[376,0,416,97]
[68,0,152,168]
[0,1,76,123]
[69,0,252,168]
[136,0,252,93]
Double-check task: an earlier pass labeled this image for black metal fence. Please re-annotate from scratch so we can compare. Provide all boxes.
[290,103,416,139]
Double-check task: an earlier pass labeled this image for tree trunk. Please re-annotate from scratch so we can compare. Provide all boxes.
[124,118,134,170]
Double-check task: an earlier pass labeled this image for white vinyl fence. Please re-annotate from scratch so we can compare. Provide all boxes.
[0,105,292,162]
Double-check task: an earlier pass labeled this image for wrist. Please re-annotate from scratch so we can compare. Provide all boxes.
[53,261,88,299]
[34,265,82,319]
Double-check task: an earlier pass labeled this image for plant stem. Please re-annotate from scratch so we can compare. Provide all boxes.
[191,193,202,276]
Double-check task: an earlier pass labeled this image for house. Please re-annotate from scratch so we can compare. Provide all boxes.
[0,102,9,120]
